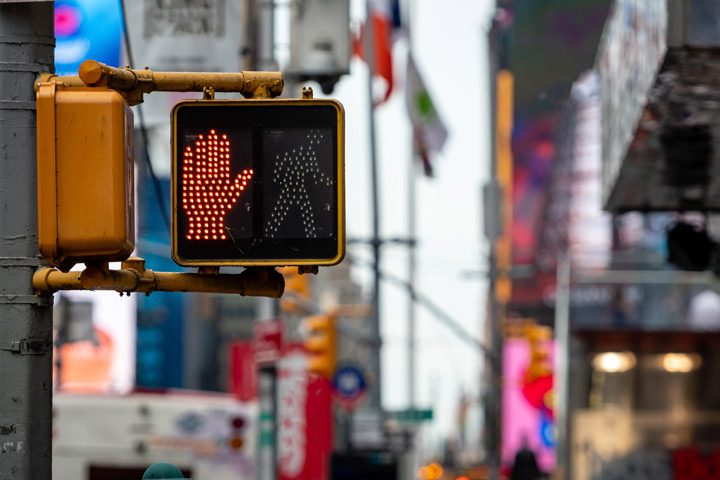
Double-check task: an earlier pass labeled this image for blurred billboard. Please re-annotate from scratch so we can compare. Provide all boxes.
[501,338,556,473]
[54,290,136,394]
[54,0,123,76]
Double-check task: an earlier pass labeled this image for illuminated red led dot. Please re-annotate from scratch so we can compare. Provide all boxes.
[204,235,209,240]
[221,235,226,240]
[212,235,217,240]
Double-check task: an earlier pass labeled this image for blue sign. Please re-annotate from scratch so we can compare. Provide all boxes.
[332,364,367,405]
[55,0,123,76]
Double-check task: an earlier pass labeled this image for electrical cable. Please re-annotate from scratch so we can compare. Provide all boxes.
[347,254,494,360]
[119,0,171,232]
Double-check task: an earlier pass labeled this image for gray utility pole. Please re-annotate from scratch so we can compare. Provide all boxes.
[554,253,571,480]
[0,3,55,480]
[485,16,502,480]
[365,0,383,411]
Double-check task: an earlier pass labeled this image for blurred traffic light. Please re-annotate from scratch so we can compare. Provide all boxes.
[227,415,246,452]
[36,81,134,271]
[303,313,337,378]
[418,463,444,480]
[170,99,345,267]
[279,266,311,313]
[523,323,552,380]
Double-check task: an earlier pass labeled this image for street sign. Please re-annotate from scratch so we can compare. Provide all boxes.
[386,408,433,423]
[254,318,284,365]
[351,409,385,449]
[331,364,367,410]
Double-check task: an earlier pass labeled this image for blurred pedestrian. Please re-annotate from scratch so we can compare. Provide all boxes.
[511,436,541,480]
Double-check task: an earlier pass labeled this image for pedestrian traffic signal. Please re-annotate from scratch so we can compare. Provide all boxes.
[170,99,345,267]
[36,80,134,271]
[303,313,337,378]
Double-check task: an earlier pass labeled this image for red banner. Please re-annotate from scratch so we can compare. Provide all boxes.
[278,344,333,480]
[254,318,284,365]
[228,341,258,401]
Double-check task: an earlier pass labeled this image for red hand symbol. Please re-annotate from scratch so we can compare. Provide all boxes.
[181,129,253,241]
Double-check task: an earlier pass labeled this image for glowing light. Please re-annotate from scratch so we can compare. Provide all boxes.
[662,353,701,373]
[592,352,636,373]
[418,463,444,480]
[181,129,253,241]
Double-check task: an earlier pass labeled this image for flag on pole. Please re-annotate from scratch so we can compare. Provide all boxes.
[406,52,448,176]
[353,0,402,104]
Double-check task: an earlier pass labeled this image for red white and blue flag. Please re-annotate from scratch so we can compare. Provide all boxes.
[354,0,403,104]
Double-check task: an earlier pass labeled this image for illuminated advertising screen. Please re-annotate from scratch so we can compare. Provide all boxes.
[54,0,123,76]
[501,338,556,472]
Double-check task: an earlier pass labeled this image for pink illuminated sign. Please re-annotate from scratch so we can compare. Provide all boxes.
[501,338,556,472]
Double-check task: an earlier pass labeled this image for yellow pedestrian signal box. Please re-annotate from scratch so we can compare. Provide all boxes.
[303,313,337,378]
[36,82,134,271]
[170,99,345,267]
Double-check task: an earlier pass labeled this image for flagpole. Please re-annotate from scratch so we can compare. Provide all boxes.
[365,0,383,410]
[407,133,417,414]
[406,0,418,416]
[406,5,419,480]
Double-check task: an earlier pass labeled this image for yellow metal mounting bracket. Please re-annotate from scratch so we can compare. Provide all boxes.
[76,59,284,104]
[32,258,285,298]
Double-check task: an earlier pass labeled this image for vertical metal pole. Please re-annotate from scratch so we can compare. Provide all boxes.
[365,0,383,409]
[406,103,418,480]
[407,170,416,407]
[250,2,278,478]
[406,0,417,419]
[247,0,277,72]
[257,367,278,480]
[485,19,501,480]
[256,0,277,71]
[554,252,571,480]
[0,4,55,480]
[406,5,419,476]
[486,265,501,480]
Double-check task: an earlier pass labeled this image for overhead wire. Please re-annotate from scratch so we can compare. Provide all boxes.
[347,254,494,361]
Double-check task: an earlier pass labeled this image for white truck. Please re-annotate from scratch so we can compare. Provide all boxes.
[53,391,258,480]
